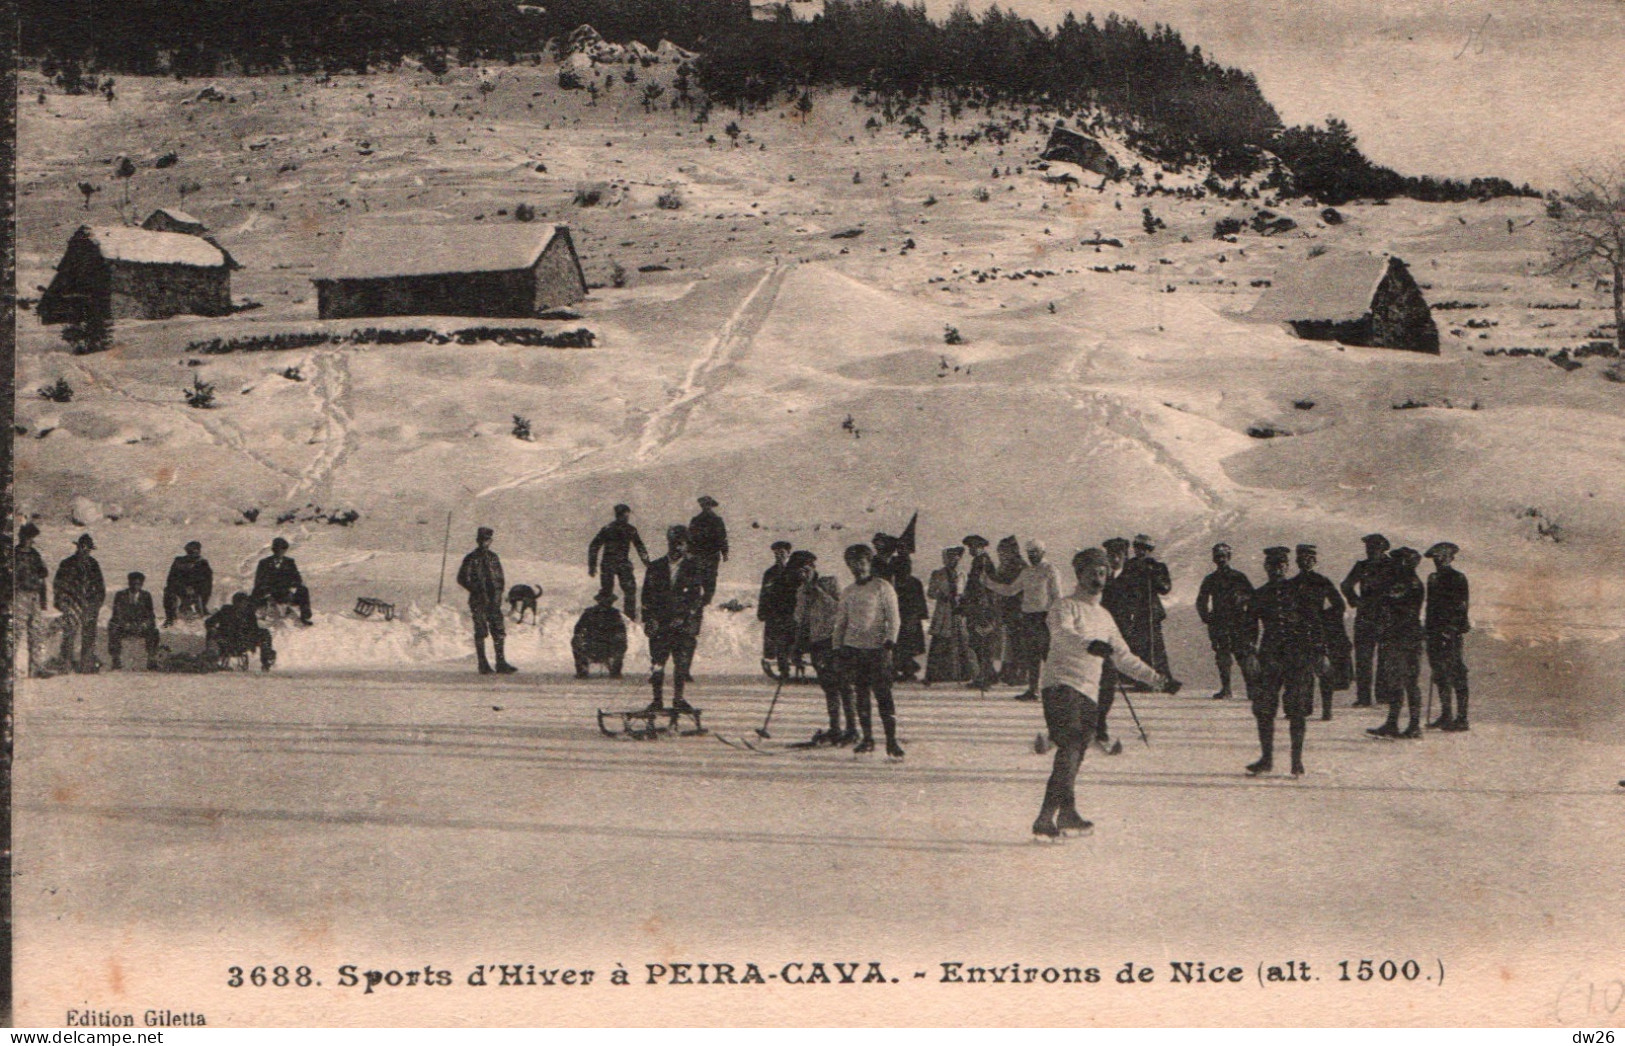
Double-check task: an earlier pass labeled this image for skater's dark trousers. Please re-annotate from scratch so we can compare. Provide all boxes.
[842,647,896,741]
[58,604,98,671]
[1253,655,1313,766]
[649,628,697,692]
[1040,684,1100,819]
[597,561,637,613]
[1376,638,1422,722]
[808,640,854,730]
[1352,616,1380,703]
[1020,611,1049,691]
[1426,631,1467,719]
[471,604,506,641]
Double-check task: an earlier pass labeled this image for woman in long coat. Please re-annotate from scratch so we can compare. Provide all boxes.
[924,546,973,684]
[892,553,930,681]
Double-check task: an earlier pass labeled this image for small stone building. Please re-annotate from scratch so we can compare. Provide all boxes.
[141,207,241,268]
[1250,251,1439,354]
[312,224,588,320]
[37,224,233,324]
[1039,126,1123,180]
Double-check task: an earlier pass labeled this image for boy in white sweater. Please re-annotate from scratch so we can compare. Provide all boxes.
[832,544,903,758]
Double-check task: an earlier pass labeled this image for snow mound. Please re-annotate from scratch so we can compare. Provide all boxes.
[270,600,769,672]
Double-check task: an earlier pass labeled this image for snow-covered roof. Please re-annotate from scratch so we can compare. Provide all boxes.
[1250,251,1394,323]
[144,206,205,228]
[318,224,572,280]
[80,225,229,268]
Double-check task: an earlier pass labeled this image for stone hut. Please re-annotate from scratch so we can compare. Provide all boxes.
[1039,126,1123,179]
[38,225,233,323]
[312,224,587,320]
[1250,251,1439,354]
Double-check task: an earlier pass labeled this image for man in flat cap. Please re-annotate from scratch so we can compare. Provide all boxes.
[589,504,650,620]
[686,496,729,606]
[572,591,628,679]
[1196,542,1255,701]
[163,540,213,627]
[13,523,51,677]
[758,540,799,681]
[1245,546,1327,776]
[1369,547,1426,739]
[458,526,515,675]
[642,524,708,713]
[252,537,313,625]
[1424,542,1471,731]
[1294,544,1350,721]
[960,534,1000,690]
[1117,534,1173,679]
[1341,534,1393,707]
[54,533,105,673]
[984,537,1064,701]
[107,571,160,671]
[1033,547,1178,840]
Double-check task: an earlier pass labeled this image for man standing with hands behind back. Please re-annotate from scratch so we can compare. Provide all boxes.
[458,526,516,675]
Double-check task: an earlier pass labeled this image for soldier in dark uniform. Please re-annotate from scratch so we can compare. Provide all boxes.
[588,504,650,620]
[572,592,628,678]
[1116,534,1173,679]
[642,525,708,712]
[14,523,51,677]
[1341,533,1392,707]
[162,540,213,626]
[1195,542,1255,700]
[757,540,797,680]
[1424,542,1471,732]
[251,537,313,624]
[457,526,515,675]
[1294,544,1350,721]
[687,496,729,606]
[1369,547,1427,739]
[54,533,106,673]
[107,571,160,670]
[1095,536,1133,752]
[1246,547,1327,777]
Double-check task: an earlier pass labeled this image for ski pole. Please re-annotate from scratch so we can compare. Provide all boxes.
[1117,686,1151,747]
[757,673,787,739]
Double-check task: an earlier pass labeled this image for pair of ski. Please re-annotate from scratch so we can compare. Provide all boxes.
[712,733,837,756]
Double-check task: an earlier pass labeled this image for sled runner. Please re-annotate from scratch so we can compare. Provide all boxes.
[597,706,705,740]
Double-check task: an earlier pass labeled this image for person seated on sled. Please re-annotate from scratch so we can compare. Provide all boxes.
[163,540,213,626]
[206,592,276,671]
[251,537,313,625]
[641,525,708,714]
[108,572,161,671]
[572,591,628,679]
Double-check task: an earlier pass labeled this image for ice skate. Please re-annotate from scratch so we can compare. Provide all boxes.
[1399,723,1423,739]
[1367,722,1401,738]
[1031,818,1063,843]
[853,737,875,754]
[1211,688,1230,700]
[885,739,905,760]
[1056,811,1093,837]
[1245,758,1272,776]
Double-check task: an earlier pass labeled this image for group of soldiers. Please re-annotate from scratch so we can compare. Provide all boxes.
[11,524,314,676]
[1196,534,1472,781]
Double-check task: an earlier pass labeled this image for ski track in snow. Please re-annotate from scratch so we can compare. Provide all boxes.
[632,259,785,463]
[284,350,356,504]
[474,260,787,498]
